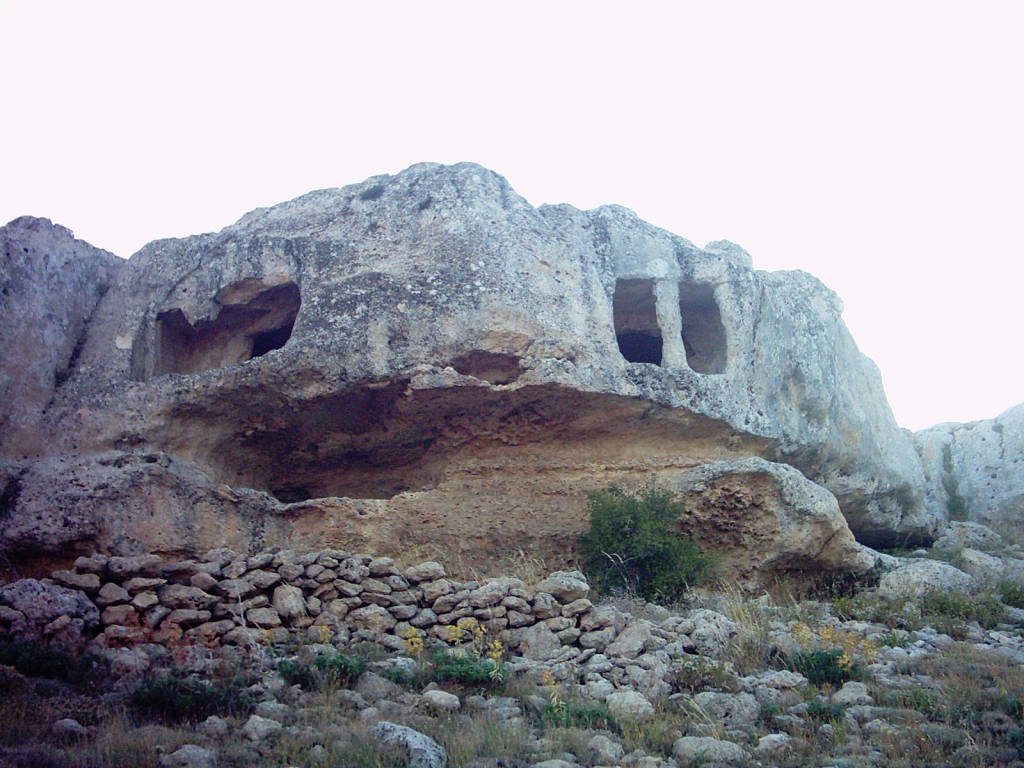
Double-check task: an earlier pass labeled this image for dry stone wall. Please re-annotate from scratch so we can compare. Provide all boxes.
[0,548,749,698]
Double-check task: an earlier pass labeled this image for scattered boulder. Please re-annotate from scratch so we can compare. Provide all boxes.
[878,559,973,599]
[422,689,461,712]
[373,721,447,768]
[664,457,875,585]
[52,718,88,739]
[159,745,217,768]
[832,681,873,707]
[674,736,750,766]
[241,714,282,742]
[605,690,654,720]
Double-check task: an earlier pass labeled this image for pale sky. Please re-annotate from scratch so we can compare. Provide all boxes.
[2,1,1021,431]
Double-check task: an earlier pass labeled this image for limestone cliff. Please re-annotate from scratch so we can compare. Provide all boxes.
[915,402,1024,542]
[0,163,939,570]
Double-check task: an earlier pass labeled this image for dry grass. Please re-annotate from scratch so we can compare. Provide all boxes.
[712,584,777,675]
[391,543,559,585]
[618,701,691,755]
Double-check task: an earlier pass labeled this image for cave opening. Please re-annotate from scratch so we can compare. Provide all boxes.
[613,278,663,365]
[152,282,301,376]
[679,282,727,374]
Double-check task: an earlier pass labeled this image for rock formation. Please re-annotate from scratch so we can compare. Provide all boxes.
[0,162,942,577]
[915,403,1024,543]
[0,217,122,456]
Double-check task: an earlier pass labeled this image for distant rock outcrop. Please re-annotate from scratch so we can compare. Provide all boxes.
[0,163,940,574]
[915,402,1024,542]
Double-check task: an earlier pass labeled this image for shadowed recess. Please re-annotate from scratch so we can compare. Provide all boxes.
[144,282,301,378]
[613,278,662,365]
[679,282,727,374]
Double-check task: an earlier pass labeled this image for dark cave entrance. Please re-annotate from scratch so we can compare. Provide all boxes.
[679,282,727,374]
[613,279,663,365]
[151,282,301,376]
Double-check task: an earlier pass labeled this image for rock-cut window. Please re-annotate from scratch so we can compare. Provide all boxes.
[613,279,662,365]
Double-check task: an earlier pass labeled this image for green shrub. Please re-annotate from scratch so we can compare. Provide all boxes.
[0,640,99,685]
[277,658,317,688]
[130,672,253,722]
[1001,582,1024,609]
[1009,728,1024,755]
[806,700,846,722]
[277,651,364,689]
[541,699,615,730]
[577,485,714,602]
[313,651,364,686]
[431,650,502,687]
[788,649,862,686]
[920,590,1004,629]
[882,688,941,717]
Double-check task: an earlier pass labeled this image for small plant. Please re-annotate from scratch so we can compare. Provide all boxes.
[577,485,714,602]
[1001,582,1024,609]
[786,621,875,686]
[920,590,1004,630]
[0,640,100,686]
[277,658,317,688]
[672,654,737,693]
[130,671,254,722]
[788,649,862,686]
[313,651,364,686]
[277,650,364,689]
[882,687,941,717]
[875,629,910,647]
[806,700,846,722]
[431,649,503,687]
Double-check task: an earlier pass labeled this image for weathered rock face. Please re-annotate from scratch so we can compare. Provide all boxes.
[663,458,875,585]
[1,163,937,569]
[915,402,1024,542]
[0,217,122,456]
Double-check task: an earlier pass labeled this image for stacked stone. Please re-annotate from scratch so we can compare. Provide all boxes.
[41,551,601,652]
[1,548,752,700]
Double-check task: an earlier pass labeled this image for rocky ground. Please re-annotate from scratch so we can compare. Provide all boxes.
[4,522,1024,768]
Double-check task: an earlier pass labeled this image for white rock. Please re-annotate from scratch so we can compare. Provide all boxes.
[242,714,282,742]
[272,584,306,620]
[373,721,447,768]
[878,559,973,599]
[422,689,461,712]
[674,736,750,766]
[159,745,216,768]
[832,681,873,707]
[53,718,87,738]
[692,691,760,728]
[586,733,625,764]
[756,733,792,754]
[605,690,654,720]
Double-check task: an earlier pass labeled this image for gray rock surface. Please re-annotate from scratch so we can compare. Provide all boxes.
[0,578,99,647]
[1,163,938,568]
[373,721,447,768]
[663,457,875,585]
[605,689,654,719]
[674,736,750,766]
[159,745,216,768]
[915,403,1024,541]
[877,558,973,599]
[0,217,122,458]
